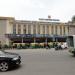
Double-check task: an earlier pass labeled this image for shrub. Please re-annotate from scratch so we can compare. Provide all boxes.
[3,44,9,49]
[13,44,17,48]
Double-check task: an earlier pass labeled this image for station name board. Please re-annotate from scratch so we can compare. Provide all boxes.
[39,18,60,21]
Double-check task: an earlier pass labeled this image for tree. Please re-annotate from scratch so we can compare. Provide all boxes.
[72,15,75,22]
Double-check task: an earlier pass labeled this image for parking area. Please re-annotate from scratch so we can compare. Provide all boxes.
[1,48,75,75]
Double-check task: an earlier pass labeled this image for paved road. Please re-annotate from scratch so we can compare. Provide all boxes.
[1,49,75,75]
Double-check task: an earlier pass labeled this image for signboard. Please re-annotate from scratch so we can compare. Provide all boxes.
[39,18,60,22]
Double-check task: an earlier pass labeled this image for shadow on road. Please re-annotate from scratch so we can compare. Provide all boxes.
[8,65,22,71]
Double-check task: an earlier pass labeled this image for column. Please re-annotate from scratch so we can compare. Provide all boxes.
[65,26,68,36]
[49,25,51,35]
[53,25,56,35]
[61,24,64,36]
[57,25,60,35]
[26,24,28,34]
[36,24,38,34]
[31,25,33,34]
[21,24,23,34]
[16,24,18,34]
[45,25,47,34]
[40,25,43,34]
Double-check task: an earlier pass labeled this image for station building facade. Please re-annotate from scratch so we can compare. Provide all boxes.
[0,16,71,46]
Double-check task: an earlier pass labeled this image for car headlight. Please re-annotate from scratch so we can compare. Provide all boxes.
[12,57,18,60]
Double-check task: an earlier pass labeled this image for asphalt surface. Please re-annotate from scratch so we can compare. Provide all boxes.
[1,48,75,75]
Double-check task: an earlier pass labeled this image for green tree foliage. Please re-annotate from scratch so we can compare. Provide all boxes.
[72,15,75,22]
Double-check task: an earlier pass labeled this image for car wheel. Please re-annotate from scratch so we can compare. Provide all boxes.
[0,62,9,72]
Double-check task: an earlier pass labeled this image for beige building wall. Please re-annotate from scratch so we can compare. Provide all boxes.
[6,19,14,45]
[0,19,14,45]
[0,20,7,35]
[68,22,75,35]
[69,26,75,35]
[14,22,69,36]
[0,19,8,45]
[6,20,14,34]
[0,16,74,45]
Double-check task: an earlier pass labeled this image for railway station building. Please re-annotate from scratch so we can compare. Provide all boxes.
[0,16,72,46]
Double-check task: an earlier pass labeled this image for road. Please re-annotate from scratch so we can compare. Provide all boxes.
[1,48,75,75]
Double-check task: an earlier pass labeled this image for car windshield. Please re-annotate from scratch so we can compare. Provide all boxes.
[0,50,5,54]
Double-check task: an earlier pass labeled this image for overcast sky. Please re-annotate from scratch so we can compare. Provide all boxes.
[0,0,75,22]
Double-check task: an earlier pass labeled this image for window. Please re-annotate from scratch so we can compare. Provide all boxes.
[51,25,53,35]
[63,26,65,35]
[68,26,69,35]
[55,25,57,35]
[28,25,31,34]
[18,24,21,34]
[23,25,26,34]
[60,26,62,35]
[37,25,40,34]
[13,24,16,34]
[23,29,26,34]
[43,25,45,34]
[33,25,36,34]
[47,25,49,34]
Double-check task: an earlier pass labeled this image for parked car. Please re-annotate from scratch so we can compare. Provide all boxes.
[55,42,68,50]
[61,42,68,49]
[0,50,21,72]
[55,43,62,50]
[55,45,62,50]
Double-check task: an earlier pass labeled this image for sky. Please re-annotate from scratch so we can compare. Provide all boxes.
[0,0,75,22]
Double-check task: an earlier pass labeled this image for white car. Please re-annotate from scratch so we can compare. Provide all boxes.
[61,42,68,49]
